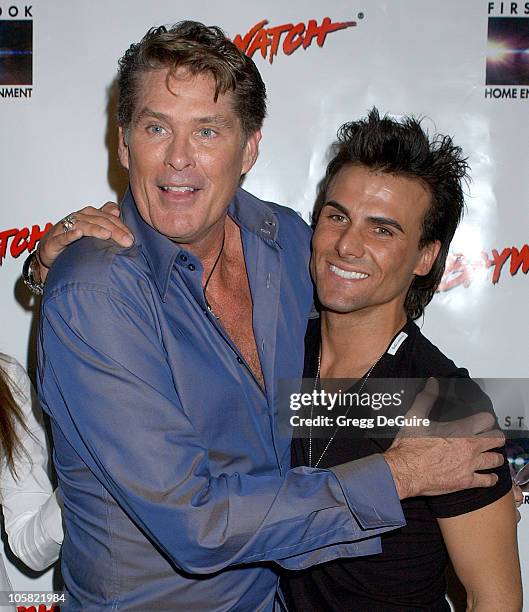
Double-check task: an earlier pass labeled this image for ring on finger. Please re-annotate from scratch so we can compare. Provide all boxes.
[61,213,77,233]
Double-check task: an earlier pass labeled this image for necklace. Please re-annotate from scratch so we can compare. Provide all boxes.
[203,231,226,319]
[308,348,383,469]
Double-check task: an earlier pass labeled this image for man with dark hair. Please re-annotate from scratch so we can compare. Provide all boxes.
[313,108,467,320]
[284,109,521,611]
[29,24,505,612]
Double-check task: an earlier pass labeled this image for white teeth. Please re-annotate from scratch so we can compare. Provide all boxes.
[329,264,368,280]
[161,186,196,192]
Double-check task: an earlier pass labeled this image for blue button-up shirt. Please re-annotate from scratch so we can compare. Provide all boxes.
[38,188,404,611]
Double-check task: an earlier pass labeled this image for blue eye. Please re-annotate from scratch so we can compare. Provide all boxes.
[199,128,217,138]
[148,125,166,135]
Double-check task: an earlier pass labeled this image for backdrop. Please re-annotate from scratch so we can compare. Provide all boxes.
[1,0,528,607]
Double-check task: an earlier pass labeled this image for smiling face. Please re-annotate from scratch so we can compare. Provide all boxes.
[311,164,441,319]
[118,68,261,252]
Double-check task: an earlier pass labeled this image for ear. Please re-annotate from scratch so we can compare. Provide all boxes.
[241,129,262,175]
[414,240,441,277]
[117,126,130,170]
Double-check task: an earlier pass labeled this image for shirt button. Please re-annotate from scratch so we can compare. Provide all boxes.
[188,264,196,271]
[236,356,243,364]
[179,253,188,262]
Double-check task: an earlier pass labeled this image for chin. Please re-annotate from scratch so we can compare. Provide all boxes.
[326,304,362,315]
[318,295,364,314]
[151,211,198,238]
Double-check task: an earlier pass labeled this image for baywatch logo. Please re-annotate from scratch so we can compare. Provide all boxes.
[438,244,529,291]
[233,15,363,64]
[0,222,52,264]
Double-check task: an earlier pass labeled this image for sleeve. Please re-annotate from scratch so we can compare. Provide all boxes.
[426,373,512,519]
[38,285,405,575]
[0,358,63,571]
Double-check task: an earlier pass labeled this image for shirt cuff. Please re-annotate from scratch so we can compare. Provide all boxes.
[330,454,405,530]
[275,537,382,570]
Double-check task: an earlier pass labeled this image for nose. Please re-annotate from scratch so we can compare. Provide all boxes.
[165,134,195,171]
[336,224,365,259]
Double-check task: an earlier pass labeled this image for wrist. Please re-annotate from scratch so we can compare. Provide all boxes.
[383,448,413,500]
[34,247,50,283]
[22,250,45,296]
[35,247,50,271]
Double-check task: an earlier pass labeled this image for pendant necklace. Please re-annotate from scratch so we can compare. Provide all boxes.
[203,231,226,319]
[308,347,384,469]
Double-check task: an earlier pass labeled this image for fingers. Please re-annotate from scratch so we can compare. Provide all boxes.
[439,412,498,438]
[37,203,135,274]
[389,432,507,498]
[471,472,499,489]
[474,428,506,449]
[467,411,497,435]
[404,377,439,420]
[101,201,121,217]
[473,450,504,471]
[75,205,134,247]
[72,210,132,245]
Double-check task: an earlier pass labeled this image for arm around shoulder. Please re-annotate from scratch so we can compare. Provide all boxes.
[39,282,406,574]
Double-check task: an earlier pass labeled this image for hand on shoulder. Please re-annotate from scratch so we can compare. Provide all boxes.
[36,202,134,282]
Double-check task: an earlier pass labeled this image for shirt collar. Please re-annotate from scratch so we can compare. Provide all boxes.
[121,186,281,301]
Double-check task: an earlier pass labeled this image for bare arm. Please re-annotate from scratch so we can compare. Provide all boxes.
[438,491,522,611]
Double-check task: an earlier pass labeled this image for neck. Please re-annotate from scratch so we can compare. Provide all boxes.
[171,213,239,286]
[183,219,228,270]
[320,304,407,378]
[194,216,243,292]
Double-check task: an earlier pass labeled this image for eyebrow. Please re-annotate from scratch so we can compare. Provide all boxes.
[134,108,234,128]
[322,201,350,217]
[134,108,170,124]
[194,114,235,128]
[322,200,405,233]
[367,216,404,233]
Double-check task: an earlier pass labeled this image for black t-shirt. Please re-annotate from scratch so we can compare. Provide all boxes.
[282,318,511,612]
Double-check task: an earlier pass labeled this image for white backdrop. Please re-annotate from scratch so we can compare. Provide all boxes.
[1,0,528,607]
